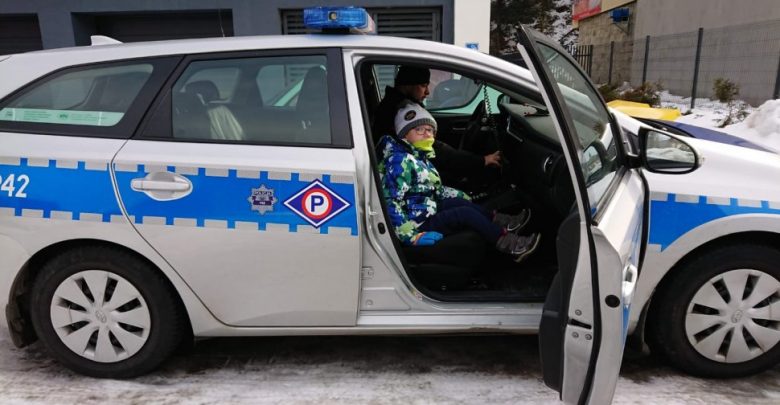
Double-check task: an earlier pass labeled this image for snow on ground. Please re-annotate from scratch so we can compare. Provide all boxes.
[727,100,780,151]
[659,92,780,151]
[1,326,779,404]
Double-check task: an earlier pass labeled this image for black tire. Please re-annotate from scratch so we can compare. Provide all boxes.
[29,245,185,378]
[647,243,780,378]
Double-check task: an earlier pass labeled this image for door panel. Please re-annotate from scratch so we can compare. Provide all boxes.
[113,142,360,326]
[516,26,646,404]
[113,49,361,327]
[581,172,644,404]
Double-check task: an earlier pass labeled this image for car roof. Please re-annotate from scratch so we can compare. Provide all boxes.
[0,34,530,99]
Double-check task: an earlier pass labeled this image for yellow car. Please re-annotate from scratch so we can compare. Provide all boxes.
[607,99,681,121]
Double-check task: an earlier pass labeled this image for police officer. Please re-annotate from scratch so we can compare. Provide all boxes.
[371,65,502,186]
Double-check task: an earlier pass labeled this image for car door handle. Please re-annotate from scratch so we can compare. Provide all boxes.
[131,179,190,192]
[622,263,638,302]
[130,171,193,201]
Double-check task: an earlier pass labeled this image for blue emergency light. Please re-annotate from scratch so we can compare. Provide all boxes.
[303,6,376,34]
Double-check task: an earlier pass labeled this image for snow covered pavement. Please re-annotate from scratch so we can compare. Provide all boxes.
[1,327,779,404]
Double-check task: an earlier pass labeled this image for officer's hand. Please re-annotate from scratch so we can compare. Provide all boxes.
[484,151,502,167]
[411,232,444,246]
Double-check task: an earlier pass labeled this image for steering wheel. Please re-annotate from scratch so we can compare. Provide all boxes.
[462,97,514,200]
[470,97,506,167]
[457,100,487,151]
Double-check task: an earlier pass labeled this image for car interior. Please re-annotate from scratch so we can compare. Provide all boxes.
[358,61,579,303]
[169,57,332,145]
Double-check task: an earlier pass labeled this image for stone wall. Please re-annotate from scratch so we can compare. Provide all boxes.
[577,2,636,85]
[577,1,635,46]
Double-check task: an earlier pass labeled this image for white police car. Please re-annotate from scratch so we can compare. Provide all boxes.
[0,6,768,404]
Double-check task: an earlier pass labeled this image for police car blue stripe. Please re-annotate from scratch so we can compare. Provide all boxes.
[649,193,780,250]
[1,158,358,236]
[0,158,121,221]
[114,165,358,236]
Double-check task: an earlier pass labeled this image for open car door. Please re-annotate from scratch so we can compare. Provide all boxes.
[515,27,647,404]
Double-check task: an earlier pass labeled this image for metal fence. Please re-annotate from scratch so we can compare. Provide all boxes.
[576,19,780,107]
[566,44,593,76]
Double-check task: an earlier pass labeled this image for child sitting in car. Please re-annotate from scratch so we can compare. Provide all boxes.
[377,102,541,263]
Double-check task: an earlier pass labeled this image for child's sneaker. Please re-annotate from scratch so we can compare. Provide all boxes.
[493,209,531,233]
[496,232,541,263]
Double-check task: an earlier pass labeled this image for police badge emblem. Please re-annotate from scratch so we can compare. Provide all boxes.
[247,185,277,215]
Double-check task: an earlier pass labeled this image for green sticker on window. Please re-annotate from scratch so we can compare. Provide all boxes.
[0,108,124,126]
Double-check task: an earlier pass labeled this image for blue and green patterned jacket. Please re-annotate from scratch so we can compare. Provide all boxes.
[377,135,469,245]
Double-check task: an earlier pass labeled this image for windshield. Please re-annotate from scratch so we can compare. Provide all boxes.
[536,43,620,216]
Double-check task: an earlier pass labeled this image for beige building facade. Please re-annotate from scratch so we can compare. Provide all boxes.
[634,0,780,38]
[574,0,635,45]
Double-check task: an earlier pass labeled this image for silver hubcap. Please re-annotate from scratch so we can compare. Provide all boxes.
[685,269,780,363]
[49,270,151,363]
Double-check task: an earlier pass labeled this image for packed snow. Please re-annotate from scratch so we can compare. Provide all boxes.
[659,92,780,152]
[1,325,779,404]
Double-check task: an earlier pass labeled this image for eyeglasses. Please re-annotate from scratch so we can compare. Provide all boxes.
[412,126,435,135]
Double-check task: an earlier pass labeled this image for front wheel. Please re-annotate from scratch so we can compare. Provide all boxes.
[648,244,780,378]
[30,245,185,378]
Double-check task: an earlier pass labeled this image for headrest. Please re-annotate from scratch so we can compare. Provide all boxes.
[184,80,220,104]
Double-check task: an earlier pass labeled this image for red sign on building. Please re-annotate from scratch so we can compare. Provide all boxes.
[573,0,602,21]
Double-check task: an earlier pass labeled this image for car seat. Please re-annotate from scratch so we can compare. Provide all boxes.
[173,89,210,139]
[402,231,487,291]
[295,66,330,143]
[184,80,221,104]
[182,80,244,141]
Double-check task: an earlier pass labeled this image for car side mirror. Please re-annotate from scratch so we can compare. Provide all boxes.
[638,127,699,174]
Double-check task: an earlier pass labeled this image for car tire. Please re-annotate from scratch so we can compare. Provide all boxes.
[647,243,780,378]
[29,245,185,378]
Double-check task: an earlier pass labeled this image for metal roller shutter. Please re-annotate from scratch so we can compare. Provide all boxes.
[0,15,43,55]
[89,11,234,43]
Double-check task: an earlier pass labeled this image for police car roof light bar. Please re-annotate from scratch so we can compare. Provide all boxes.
[303,6,376,34]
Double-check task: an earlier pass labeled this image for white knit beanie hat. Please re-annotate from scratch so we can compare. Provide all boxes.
[394,103,437,138]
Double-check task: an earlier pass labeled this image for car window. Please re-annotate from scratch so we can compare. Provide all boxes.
[373,65,397,99]
[256,64,319,107]
[371,65,481,111]
[0,64,153,127]
[537,44,619,214]
[425,72,480,111]
[170,55,332,145]
[437,84,502,115]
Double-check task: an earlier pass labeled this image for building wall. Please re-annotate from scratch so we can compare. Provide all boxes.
[453,0,490,53]
[0,0,457,50]
[634,0,780,39]
[601,0,634,10]
[577,1,636,45]
[572,0,633,28]
[588,39,634,85]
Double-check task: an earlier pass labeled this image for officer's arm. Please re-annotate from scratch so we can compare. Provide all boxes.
[432,140,484,179]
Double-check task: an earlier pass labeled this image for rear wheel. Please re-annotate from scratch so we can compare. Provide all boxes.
[30,245,185,378]
[648,244,780,377]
